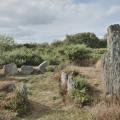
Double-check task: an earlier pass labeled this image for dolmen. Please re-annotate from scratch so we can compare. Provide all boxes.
[3,61,48,75]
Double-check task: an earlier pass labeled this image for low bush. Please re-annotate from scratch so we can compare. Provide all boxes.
[65,44,92,65]
[91,48,107,60]
[71,77,91,107]
[0,47,43,67]
[42,54,61,65]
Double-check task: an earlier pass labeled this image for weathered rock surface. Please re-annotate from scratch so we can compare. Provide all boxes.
[60,71,75,94]
[38,61,48,72]
[61,72,68,86]
[20,65,33,75]
[33,66,41,74]
[3,63,18,75]
[67,73,75,94]
[103,24,120,96]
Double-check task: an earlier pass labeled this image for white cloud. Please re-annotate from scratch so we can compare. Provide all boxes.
[0,0,119,43]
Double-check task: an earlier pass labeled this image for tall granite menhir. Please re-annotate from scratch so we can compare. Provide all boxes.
[103,24,120,96]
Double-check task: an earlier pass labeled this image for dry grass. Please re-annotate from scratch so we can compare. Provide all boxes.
[63,65,105,98]
[0,81,16,91]
[0,63,106,120]
[13,71,91,120]
[91,96,120,120]
[0,110,16,120]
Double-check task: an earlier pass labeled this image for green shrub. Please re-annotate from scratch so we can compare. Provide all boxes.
[71,77,91,106]
[41,48,66,65]
[65,44,92,64]
[42,54,61,65]
[0,47,43,67]
[91,48,107,60]
[98,39,107,48]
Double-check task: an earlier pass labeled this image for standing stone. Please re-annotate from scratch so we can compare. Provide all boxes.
[3,63,17,75]
[60,71,75,95]
[20,65,33,75]
[103,24,120,96]
[67,73,75,94]
[38,61,48,73]
[61,71,68,89]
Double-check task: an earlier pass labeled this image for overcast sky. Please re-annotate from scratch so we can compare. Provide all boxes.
[0,0,120,43]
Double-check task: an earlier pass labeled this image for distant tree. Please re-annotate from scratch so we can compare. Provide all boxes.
[51,40,63,47]
[99,39,107,48]
[39,42,49,48]
[64,32,100,48]
[23,43,38,48]
[15,42,50,50]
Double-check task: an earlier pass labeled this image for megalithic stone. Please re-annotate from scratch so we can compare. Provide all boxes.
[103,24,120,96]
[67,73,75,94]
[61,71,68,89]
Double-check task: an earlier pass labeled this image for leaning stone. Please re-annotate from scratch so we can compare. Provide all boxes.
[3,63,18,75]
[38,61,48,73]
[20,65,33,75]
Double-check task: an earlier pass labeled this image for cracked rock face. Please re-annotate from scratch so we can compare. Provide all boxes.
[60,71,75,95]
[103,24,120,96]
[3,63,18,75]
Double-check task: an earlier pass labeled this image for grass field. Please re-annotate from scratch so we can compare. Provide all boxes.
[0,65,104,120]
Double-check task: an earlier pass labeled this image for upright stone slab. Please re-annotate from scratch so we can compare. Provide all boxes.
[67,73,75,94]
[60,71,75,95]
[103,24,120,96]
[3,63,18,75]
[60,71,68,90]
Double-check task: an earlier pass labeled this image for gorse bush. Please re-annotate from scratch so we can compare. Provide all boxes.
[65,44,92,64]
[0,32,107,67]
[91,48,107,60]
[42,53,61,65]
[41,47,67,65]
[71,77,91,107]
[0,48,43,67]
